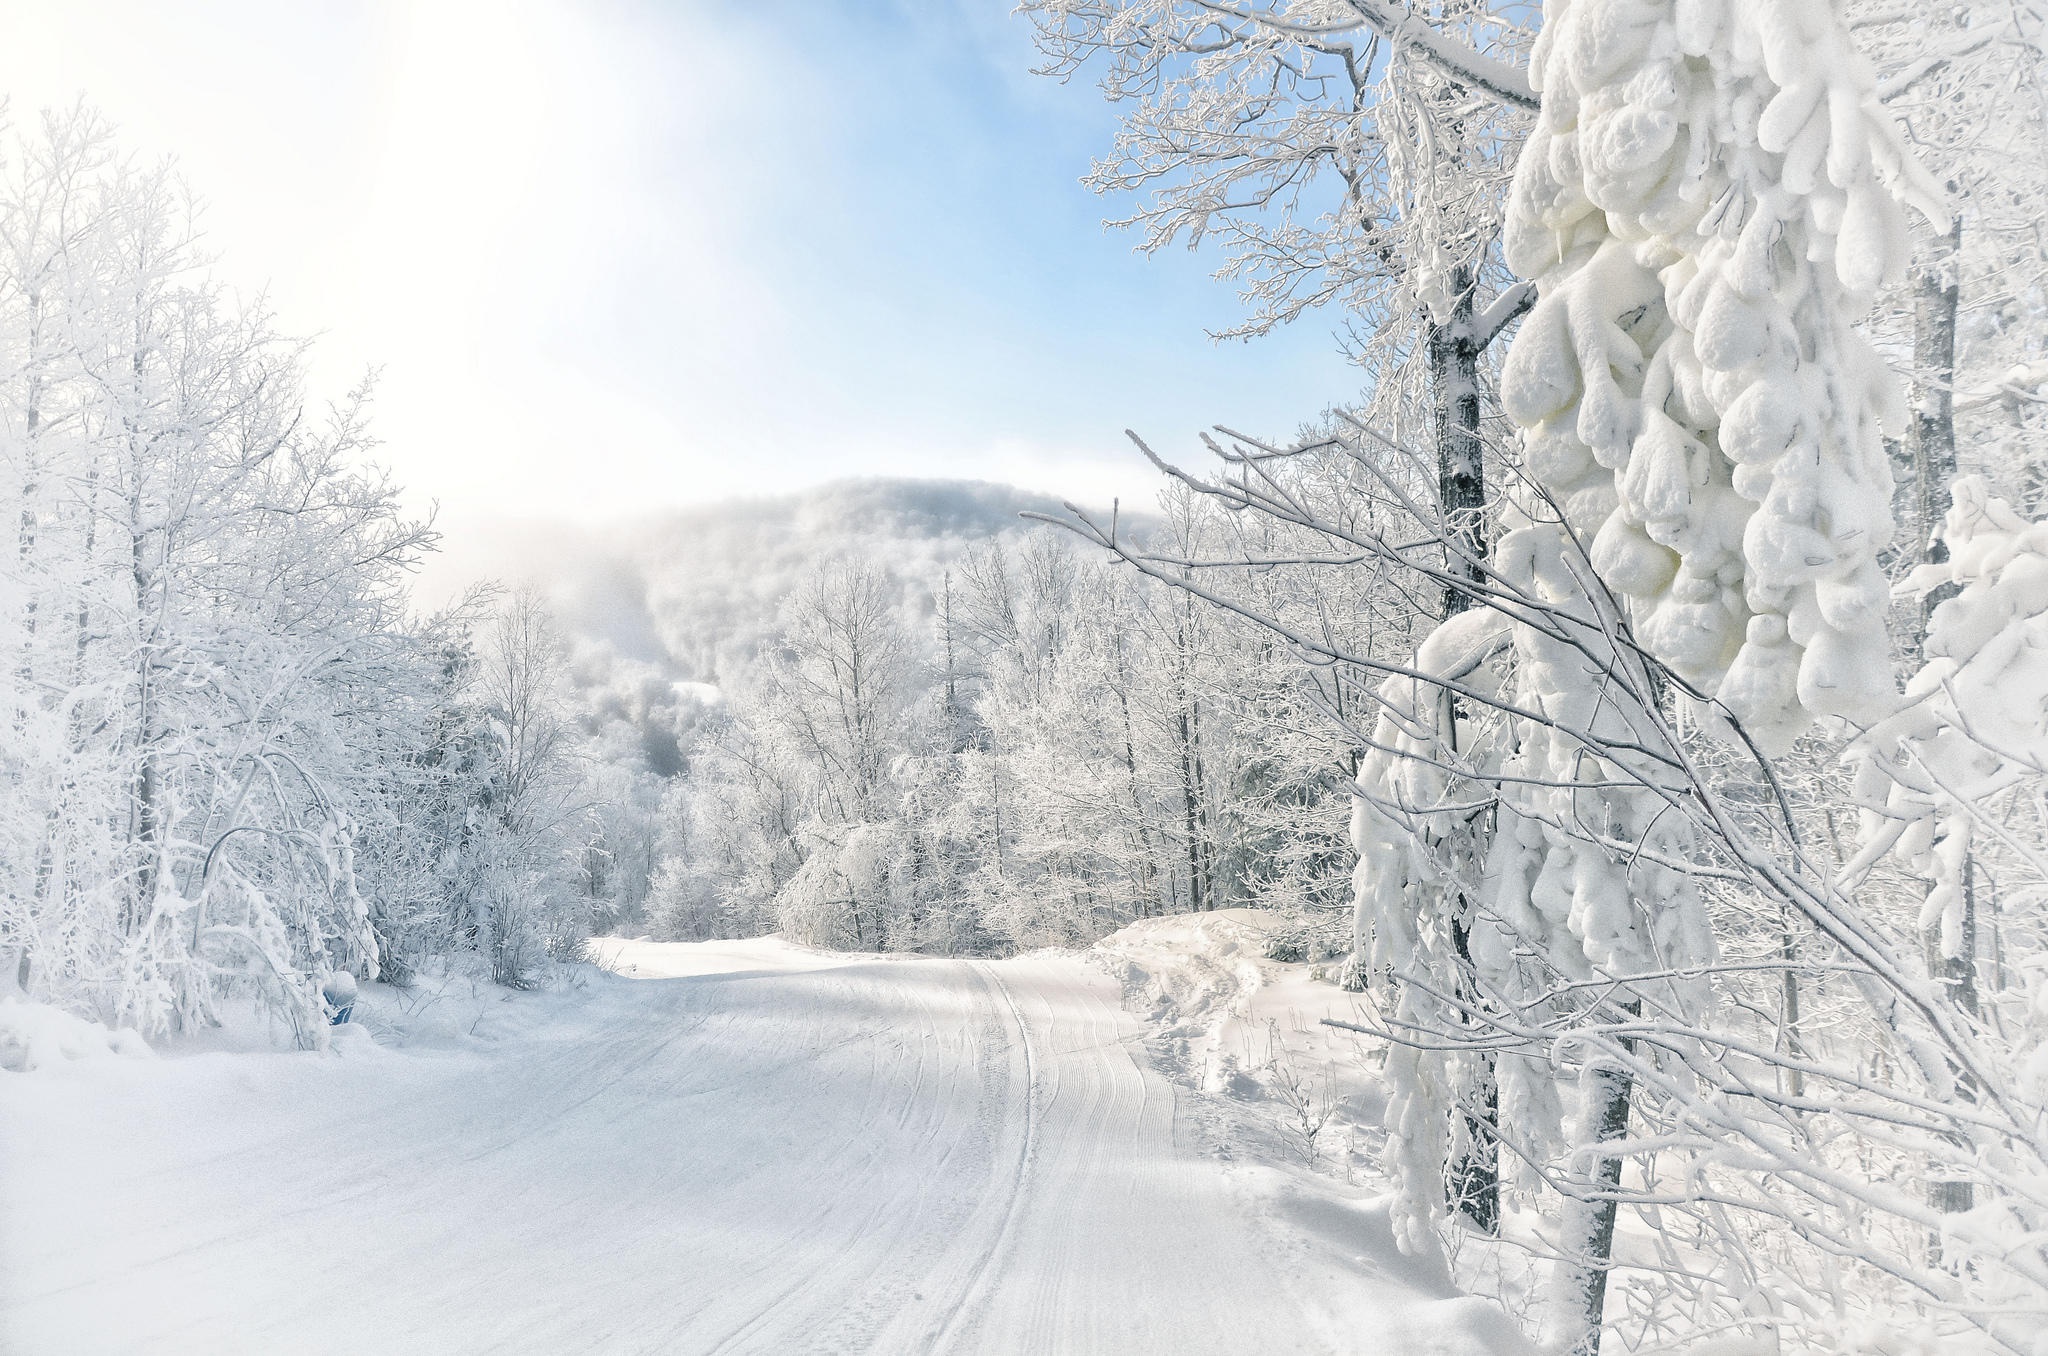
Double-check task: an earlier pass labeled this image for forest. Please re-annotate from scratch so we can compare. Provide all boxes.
[7,2,2048,1354]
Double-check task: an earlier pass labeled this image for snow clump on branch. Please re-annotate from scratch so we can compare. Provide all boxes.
[1499,0,1944,752]
[1854,478,2048,992]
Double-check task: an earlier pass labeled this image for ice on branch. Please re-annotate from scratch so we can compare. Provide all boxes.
[1499,0,1944,751]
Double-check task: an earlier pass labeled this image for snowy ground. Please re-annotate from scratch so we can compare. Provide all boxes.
[2,919,1529,1354]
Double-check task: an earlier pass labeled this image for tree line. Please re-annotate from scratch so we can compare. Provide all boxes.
[642,482,1401,956]
[0,111,598,1042]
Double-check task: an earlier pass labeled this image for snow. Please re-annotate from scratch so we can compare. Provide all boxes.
[1,928,1529,1355]
[1097,908,1356,1098]
[1503,0,1943,751]
[0,999,153,1072]
[1854,478,2048,972]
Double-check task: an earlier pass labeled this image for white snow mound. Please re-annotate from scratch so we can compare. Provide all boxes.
[0,999,153,1072]
[1095,908,1277,1028]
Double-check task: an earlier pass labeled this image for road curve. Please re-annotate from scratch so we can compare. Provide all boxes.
[2,940,1355,1355]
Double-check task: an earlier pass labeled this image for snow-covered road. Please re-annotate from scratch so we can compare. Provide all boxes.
[2,939,1514,1355]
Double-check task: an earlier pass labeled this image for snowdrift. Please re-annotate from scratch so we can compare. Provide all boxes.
[0,1000,153,1072]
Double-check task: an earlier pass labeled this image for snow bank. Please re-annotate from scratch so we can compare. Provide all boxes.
[1094,909,1384,1151]
[0,1000,152,1072]
[1092,911,1539,1353]
[339,961,622,1054]
[1096,908,1275,1087]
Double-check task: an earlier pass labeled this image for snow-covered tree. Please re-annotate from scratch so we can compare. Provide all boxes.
[1857,1,2048,537]
[1853,474,2048,1186]
[1030,0,2048,1346]
[0,109,616,1036]
[462,590,593,984]
[0,110,441,1039]
[1022,0,1537,340]
[1499,0,1942,750]
[1023,0,1542,625]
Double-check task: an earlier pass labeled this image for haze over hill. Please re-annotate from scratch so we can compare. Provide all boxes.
[433,477,1138,684]
[422,477,1157,779]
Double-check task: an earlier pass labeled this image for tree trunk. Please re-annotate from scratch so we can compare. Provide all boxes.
[1552,1003,1639,1356]
[1430,267,1487,622]
[1174,589,1210,913]
[129,511,164,934]
[1177,698,1205,913]
[1447,915,1501,1236]
[1430,268,1499,1233]
[1778,907,1806,1101]
[1913,216,1963,631]
[15,349,43,727]
[1925,854,1980,1264]
[1911,217,1979,1252]
[1188,691,1215,907]
[1112,632,1161,918]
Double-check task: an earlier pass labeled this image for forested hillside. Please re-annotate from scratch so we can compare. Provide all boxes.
[464,479,1116,938]
[457,478,1081,688]
[515,474,1383,957]
[634,480,1389,952]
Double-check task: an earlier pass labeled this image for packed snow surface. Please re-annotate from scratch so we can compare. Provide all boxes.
[1,932,1520,1355]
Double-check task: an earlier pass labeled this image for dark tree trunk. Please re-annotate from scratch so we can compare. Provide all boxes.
[1911,217,1979,1252]
[1446,915,1501,1236]
[1430,268,1499,1234]
[1177,699,1205,913]
[1430,267,1487,622]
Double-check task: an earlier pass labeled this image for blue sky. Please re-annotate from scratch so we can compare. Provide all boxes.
[4,0,1361,526]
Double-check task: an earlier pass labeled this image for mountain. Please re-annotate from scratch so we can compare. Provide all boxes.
[622,477,1088,682]
[431,478,1125,775]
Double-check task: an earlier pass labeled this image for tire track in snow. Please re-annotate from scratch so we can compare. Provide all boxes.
[696,963,966,1355]
[923,959,1039,1355]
